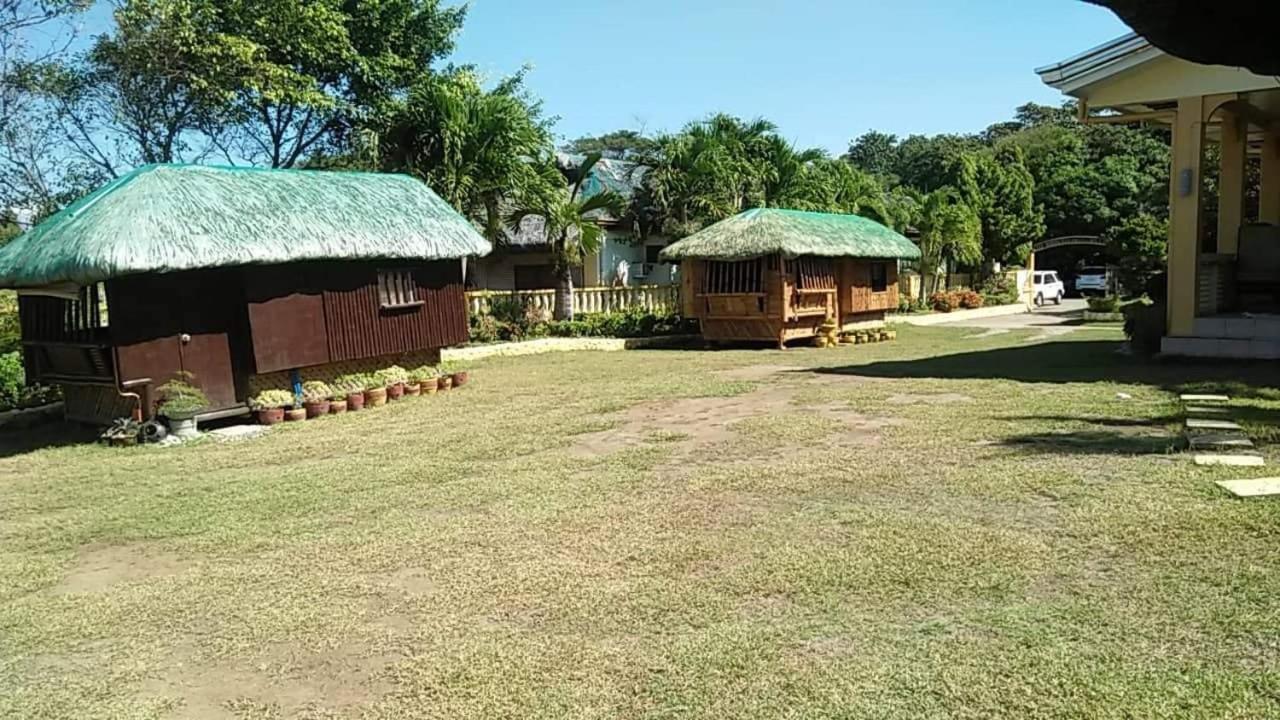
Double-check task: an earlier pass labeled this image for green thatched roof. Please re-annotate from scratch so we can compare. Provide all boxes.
[0,164,491,288]
[659,208,920,262]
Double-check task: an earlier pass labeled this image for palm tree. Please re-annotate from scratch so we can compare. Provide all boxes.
[508,152,626,320]
[915,187,983,300]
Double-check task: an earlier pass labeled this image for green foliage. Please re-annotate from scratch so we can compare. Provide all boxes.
[332,373,369,395]
[976,274,1020,306]
[248,388,295,411]
[155,372,208,417]
[564,129,656,159]
[301,380,333,402]
[378,68,552,241]
[1087,295,1123,313]
[374,365,409,387]
[0,352,61,411]
[408,365,439,383]
[897,292,927,314]
[915,188,982,299]
[470,307,694,343]
[1104,214,1168,294]
[0,291,18,354]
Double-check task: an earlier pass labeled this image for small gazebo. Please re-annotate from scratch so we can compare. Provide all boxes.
[660,208,920,348]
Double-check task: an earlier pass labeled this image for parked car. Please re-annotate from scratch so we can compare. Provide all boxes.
[1033,271,1065,306]
[1075,266,1109,296]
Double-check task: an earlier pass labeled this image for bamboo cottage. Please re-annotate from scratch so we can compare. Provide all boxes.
[0,164,491,423]
[660,208,921,348]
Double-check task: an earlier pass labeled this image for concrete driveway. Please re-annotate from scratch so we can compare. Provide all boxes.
[935,298,1088,336]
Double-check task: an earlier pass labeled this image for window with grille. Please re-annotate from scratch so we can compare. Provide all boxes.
[870,262,888,292]
[377,269,422,309]
[789,257,836,290]
[700,259,764,294]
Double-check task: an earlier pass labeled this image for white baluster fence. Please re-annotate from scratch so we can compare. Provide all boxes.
[466,284,681,318]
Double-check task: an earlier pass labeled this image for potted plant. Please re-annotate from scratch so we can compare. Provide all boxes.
[437,369,453,391]
[363,373,388,408]
[441,361,469,388]
[249,389,294,425]
[335,373,366,411]
[410,365,439,395]
[155,372,209,439]
[328,385,348,414]
[284,404,307,422]
[376,365,409,401]
[301,381,332,418]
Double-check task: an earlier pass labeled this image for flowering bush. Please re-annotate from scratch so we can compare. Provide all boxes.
[956,289,984,309]
[928,292,955,313]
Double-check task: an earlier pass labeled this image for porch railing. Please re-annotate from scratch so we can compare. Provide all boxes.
[1197,254,1236,316]
[467,284,681,317]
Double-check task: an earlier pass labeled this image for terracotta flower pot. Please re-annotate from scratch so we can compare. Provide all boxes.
[304,399,330,418]
[437,375,453,391]
[420,377,439,394]
[329,399,348,415]
[346,391,365,411]
[256,407,285,425]
[450,371,469,387]
[387,382,405,400]
[365,387,388,407]
[284,407,307,422]
[405,382,422,397]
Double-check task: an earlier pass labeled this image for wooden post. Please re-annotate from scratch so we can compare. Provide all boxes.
[1262,124,1280,225]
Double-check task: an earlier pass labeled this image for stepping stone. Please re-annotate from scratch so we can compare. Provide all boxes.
[1186,418,1244,431]
[1188,433,1255,450]
[1216,478,1280,497]
[1194,454,1265,467]
[1186,405,1230,416]
[1180,393,1229,403]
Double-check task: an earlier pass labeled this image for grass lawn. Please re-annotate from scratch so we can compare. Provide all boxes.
[4,324,1280,719]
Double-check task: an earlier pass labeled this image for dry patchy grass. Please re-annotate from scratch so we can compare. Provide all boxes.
[2,325,1280,718]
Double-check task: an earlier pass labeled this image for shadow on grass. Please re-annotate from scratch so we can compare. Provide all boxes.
[811,339,1280,391]
[1001,429,1181,456]
[0,421,100,459]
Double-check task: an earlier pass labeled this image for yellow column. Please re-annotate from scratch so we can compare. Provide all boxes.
[1167,97,1204,337]
[1261,125,1280,224]
[1217,110,1246,254]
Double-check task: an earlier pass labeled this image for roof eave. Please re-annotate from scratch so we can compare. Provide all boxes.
[1036,33,1162,96]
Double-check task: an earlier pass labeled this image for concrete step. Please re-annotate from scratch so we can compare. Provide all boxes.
[1194,454,1265,467]
[1186,418,1244,432]
[1180,393,1230,403]
[1185,405,1231,416]
[1188,433,1255,451]
[1216,478,1280,497]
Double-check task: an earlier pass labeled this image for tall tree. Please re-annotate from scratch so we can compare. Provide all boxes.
[508,152,625,320]
[376,69,552,243]
[844,130,900,178]
[564,129,656,160]
[915,188,982,299]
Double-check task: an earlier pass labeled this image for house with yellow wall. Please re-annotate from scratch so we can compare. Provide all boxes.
[1038,33,1280,358]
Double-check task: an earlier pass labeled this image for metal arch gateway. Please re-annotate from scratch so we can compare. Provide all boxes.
[1032,235,1105,253]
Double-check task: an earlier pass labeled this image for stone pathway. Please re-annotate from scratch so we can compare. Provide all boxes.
[1179,394,1278,497]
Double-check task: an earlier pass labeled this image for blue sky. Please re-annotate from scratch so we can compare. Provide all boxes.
[452,0,1130,152]
[66,1,1132,155]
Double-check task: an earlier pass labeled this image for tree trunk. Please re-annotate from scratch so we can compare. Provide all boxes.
[553,262,575,321]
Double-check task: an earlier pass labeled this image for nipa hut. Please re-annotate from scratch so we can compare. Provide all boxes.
[660,208,921,348]
[0,164,491,423]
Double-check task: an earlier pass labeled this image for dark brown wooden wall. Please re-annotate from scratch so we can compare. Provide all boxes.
[322,261,467,363]
[244,260,467,372]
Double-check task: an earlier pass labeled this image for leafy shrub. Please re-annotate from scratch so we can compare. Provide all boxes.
[928,291,955,313]
[0,291,18,355]
[374,365,409,386]
[956,289,984,309]
[301,380,333,402]
[333,373,369,395]
[469,314,503,344]
[1087,295,1122,313]
[1123,300,1164,356]
[0,351,24,408]
[155,372,209,417]
[249,389,296,410]
[977,275,1019,306]
[408,365,438,383]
